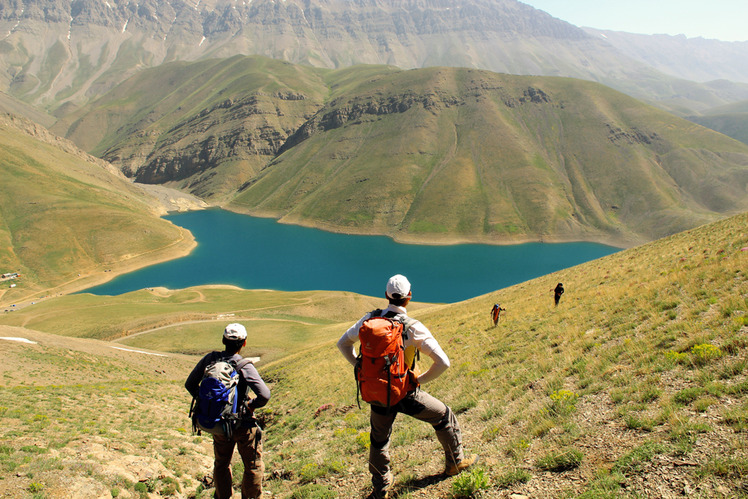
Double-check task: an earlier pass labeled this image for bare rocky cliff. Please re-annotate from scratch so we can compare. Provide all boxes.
[3,0,747,116]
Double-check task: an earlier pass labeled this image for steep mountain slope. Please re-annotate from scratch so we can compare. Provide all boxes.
[1,211,746,497]
[688,100,748,146]
[52,57,748,245]
[50,56,332,200]
[0,113,194,305]
[231,65,748,246]
[1,0,746,116]
[0,90,55,126]
[584,30,748,84]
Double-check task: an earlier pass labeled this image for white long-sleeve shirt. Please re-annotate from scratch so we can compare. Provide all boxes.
[337,304,450,385]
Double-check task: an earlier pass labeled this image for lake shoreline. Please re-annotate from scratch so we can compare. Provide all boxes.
[3,194,630,309]
[27,204,631,305]
[222,204,638,249]
[80,209,622,303]
[3,226,196,309]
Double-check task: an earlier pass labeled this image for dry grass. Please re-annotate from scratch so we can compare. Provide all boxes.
[0,115,194,306]
[260,211,748,498]
[0,211,746,498]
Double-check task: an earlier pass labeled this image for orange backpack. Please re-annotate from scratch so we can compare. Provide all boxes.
[355,310,417,409]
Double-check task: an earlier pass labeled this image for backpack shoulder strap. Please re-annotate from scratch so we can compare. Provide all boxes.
[235,358,254,371]
[379,310,417,336]
[392,314,419,367]
[201,351,222,373]
[399,315,417,331]
[388,312,416,336]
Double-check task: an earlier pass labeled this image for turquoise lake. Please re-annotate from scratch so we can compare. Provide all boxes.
[83,209,620,303]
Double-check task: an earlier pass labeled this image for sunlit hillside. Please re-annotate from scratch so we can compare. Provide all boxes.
[233,66,748,246]
[0,114,195,305]
[48,56,748,246]
[1,211,745,498]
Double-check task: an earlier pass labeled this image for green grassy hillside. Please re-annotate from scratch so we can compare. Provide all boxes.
[688,100,748,146]
[52,56,748,246]
[1,211,745,497]
[0,114,194,307]
[233,66,748,246]
[258,211,747,497]
[50,56,332,201]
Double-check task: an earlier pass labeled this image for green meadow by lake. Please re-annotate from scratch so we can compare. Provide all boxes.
[83,209,620,303]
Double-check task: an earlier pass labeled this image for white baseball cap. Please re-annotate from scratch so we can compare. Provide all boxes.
[386,274,411,299]
[223,323,247,341]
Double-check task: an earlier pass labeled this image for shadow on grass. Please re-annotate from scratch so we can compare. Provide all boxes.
[392,472,449,497]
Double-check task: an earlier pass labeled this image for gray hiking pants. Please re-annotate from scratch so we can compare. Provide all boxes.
[368,389,464,491]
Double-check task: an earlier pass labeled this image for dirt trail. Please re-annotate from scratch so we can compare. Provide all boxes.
[0,324,197,381]
[114,315,322,343]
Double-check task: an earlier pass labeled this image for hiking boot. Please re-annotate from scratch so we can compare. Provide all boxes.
[445,453,480,476]
[368,470,392,499]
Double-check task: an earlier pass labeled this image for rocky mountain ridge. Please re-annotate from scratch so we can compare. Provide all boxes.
[231,64,748,246]
[584,29,748,84]
[2,0,748,116]
[48,58,748,246]
[50,56,330,200]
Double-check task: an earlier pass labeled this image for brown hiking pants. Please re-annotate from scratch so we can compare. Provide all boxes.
[368,389,464,492]
[212,425,264,499]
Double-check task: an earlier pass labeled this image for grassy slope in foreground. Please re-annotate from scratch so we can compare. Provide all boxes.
[0,115,194,307]
[0,211,746,497]
[264,212,747,498]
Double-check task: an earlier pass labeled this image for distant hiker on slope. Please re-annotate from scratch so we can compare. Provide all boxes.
[491,303,506,326]
[552,282,565,307]
[185,323,271,499]
[337,274,478,499]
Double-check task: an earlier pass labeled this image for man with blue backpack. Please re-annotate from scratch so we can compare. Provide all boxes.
[337,275,478,499]
[185,323,271,499]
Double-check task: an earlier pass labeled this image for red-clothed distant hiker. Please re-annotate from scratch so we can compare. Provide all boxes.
[491,303,506,326]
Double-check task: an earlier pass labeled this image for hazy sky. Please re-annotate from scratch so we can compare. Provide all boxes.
[519,0,748,42]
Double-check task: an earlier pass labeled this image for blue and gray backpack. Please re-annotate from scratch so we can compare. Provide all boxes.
[190,355,253,437]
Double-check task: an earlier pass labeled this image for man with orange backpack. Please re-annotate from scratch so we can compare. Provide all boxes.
[337,274,478,499]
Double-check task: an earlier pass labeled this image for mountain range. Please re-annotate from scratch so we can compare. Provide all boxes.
[1,0,748,117]
[0,0,747,253]
[48,56,748,246]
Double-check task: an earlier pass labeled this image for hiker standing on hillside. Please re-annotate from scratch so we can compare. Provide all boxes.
[552,282,564,307]
[337,274,478,499]
[185,323,271,499]
[491,303,506,326]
